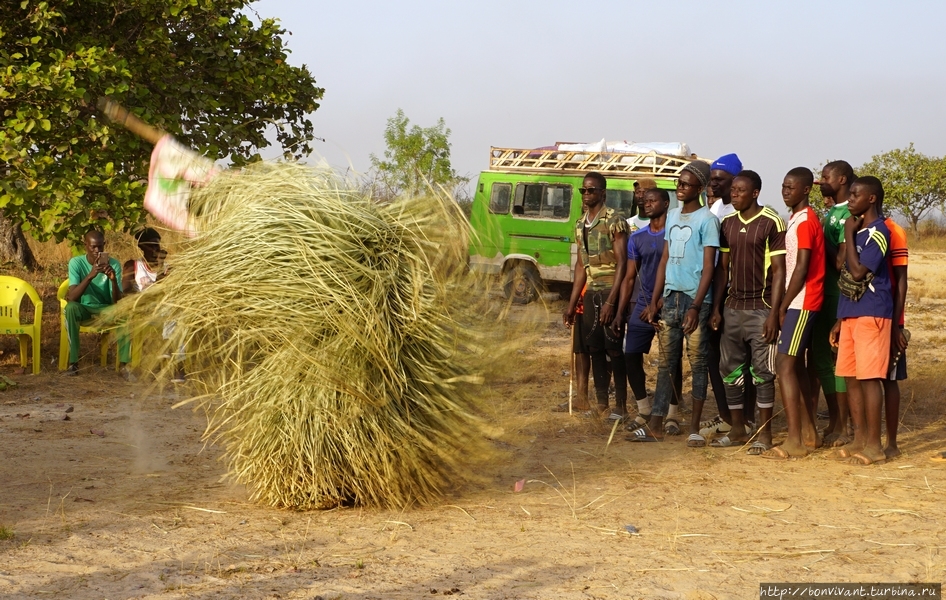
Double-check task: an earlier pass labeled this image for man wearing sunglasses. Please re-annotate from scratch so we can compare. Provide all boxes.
[564,173,630,421]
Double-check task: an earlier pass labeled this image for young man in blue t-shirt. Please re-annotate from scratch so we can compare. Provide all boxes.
[829,176,893,466]
[633,161,720,444]
[613,188,677,432]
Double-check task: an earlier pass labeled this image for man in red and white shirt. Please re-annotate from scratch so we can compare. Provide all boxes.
[766,168,825,459]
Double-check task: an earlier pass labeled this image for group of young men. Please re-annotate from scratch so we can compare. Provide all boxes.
[561,155,908,465]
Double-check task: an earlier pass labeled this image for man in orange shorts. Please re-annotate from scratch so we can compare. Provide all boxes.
[830,176,892,466]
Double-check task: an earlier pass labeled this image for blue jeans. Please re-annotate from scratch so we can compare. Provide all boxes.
[652,291,711,417]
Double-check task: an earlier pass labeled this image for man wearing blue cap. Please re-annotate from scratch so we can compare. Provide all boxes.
[699,154,757,439]
[709,154,741,220]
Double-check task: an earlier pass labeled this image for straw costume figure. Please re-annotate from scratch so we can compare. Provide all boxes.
[100,100,519,510]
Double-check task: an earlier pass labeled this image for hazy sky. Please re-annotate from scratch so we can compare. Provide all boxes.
[254,0,946,202]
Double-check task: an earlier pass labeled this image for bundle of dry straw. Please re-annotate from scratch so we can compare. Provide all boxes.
[114,163,530,509]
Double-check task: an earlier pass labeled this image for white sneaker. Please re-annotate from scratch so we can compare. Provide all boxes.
[699,419,732,438]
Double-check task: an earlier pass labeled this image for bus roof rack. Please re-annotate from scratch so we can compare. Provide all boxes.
[489,146,709,179]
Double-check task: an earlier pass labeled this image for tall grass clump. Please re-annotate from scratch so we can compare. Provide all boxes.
[112,163,536,509]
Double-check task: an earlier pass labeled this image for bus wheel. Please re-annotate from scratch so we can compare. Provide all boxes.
[503,262,542,305]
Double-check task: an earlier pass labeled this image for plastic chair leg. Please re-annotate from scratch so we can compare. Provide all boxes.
[59,320,69,371]
[32,334,40,375]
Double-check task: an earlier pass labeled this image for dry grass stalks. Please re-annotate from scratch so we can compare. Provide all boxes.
[107,162,538,510]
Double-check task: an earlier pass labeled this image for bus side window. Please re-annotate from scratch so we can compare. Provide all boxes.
[606,189,635,220]
[489,182,512,214]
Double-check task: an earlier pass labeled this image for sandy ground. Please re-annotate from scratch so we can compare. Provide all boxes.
[1,259,946,599]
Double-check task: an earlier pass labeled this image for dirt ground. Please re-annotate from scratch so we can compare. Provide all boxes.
[1,256,946,600]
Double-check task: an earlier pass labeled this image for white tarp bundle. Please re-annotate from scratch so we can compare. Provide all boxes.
[556,139,691,157]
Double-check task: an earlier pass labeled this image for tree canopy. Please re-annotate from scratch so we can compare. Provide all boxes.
[0,0,323,248]
[859,144,946,237]
[369,109,466,201]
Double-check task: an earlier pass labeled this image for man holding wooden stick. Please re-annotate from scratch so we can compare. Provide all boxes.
[563,173,630,422]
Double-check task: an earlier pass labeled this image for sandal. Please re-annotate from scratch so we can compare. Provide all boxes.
[686,433,706,448]
[626,427,660,443]
[625,415,650,432]
[607,412,628,424]
[710,435,738,448]
[760,446,795,460]
[746,441,772,456]
[663,418,681,436]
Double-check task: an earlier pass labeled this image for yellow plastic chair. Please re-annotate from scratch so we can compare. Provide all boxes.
[57,280,113,371]
[0,276,43,375]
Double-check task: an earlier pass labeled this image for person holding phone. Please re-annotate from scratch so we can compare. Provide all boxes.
[64,230,129,376]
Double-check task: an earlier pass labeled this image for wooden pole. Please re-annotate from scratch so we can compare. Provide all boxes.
[568,324,575,415]
[96,97,167,145]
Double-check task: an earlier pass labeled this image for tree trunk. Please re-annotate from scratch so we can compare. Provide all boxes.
[910,214,920,241]
[0,214,38,270]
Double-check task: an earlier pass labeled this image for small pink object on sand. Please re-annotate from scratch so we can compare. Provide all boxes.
[514,479,525,493]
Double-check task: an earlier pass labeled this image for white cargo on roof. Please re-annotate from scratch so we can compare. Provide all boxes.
[556,139,691,158]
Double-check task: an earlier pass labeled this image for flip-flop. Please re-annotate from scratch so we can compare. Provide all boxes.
[626,427,660,443]
[832,447,854,460]
[930,452,946,463]
[747,441,772,456]
[760,446,796,460]
[607,412,628,424]
[830,434,853,448]
[686,433,706,448]
[710,435,737,448]
[625,415,650,432]
[849,452,886,466]
[664,418,681,436]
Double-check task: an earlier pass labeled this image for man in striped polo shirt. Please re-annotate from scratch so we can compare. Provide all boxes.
[764,168,825,459]
[830,176,893,466]
[710,170,786,454]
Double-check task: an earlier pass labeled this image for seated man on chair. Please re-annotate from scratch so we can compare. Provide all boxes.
[64,230,129,375]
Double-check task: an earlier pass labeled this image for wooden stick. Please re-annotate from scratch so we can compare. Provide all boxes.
[96,97,167,145]
[568,324,575,415]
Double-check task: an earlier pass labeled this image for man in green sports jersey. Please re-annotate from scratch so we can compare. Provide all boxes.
[809,160,854,446]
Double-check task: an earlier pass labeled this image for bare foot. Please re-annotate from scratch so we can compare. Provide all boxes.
[883,446,901,460]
